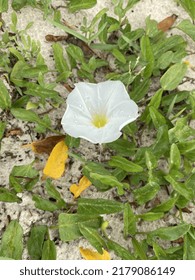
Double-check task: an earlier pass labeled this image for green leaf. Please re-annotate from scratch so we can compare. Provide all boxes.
[67,0,97,12]
[156,51,174,70]
[133,181,160,205]
[178,19,195,41]
[66,44,84,63]
[27,225,47,260]
[42,240,56,260]
[137,212,164,221]
[106,139,135,156]
[50,20,88,43]
[162,91,188,108]
[149,223,191,241]
[79,224,106,254]
[89,172,124,190]
[0,220,23,259]
[149,106,167,129]
[9,47,25,62]
[152,242,167,260]
[52,42,70,81]
[45,179,64,202]
[0,121,6,141]
[65,135,80,148]
[140,35,154,78]
[0,188,21,203]
[22,65,48,79]
[165,174,194,200]
[151,195,178,213]
[177,140,195,161]
[12,0,27,11]
[160,62,188,91]
[37,179,66,211]
[145,150,157,170]
[0,80,11,110]
[10,61,26,86]
[78,198,124,215]
[168,117,195,143]
[32,195,60,212]
[106,239,134,260]
[0,0,8,12]
[145,16,159,37]
[83,162,112,191]
[132,238,147,260]
[58,213,102,242]
[178,0,195,20]
[186,174,195,192]
[9,162,39,192]
[12,96,30,109]
[183,227,195,260]
[152,125,170,158]
[170,143,181,170]
[131,76,150,102]
[108,156,143,173]
[11,107,39,122]
[112,48,126,63]
[152,35,186,58]
[24,83,61,101]
[11,108,50,129]
[141,88,163,123]
[123,203,136,237]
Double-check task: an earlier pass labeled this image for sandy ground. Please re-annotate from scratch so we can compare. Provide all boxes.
[0,0,195,259]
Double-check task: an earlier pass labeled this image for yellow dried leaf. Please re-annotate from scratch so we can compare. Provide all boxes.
[43,140,68,179]
[79,247,111,260]
[23,135,65,154]
[70,176,91,198]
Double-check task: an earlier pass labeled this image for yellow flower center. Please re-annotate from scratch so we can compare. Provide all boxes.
[92,113,108,128]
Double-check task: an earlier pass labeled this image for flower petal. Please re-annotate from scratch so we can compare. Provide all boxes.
[61,81,139,144]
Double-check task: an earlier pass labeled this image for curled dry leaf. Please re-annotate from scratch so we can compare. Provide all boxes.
[70,176,92,198]
[24,135,65,154]
[79,247,111,260]
[157,14,178,32]
[45,34,68,42]
[43,140,68,179]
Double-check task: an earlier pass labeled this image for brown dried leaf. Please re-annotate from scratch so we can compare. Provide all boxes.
[45,34,68,42]
[24,135,65,154]
[6,128,23,137]
[157,14,178,32]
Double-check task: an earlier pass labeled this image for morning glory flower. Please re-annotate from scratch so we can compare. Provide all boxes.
[61,80,138,144]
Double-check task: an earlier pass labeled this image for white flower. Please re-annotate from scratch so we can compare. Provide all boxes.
[61,80,138,144]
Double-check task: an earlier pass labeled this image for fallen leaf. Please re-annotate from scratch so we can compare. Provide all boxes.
[157,14,178,32]
[45,34,68,42]
[23,135,65,154]
[79,247,111,260]
[70,176,91,198]
[6,128,23,137]
[43,140,68,179]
